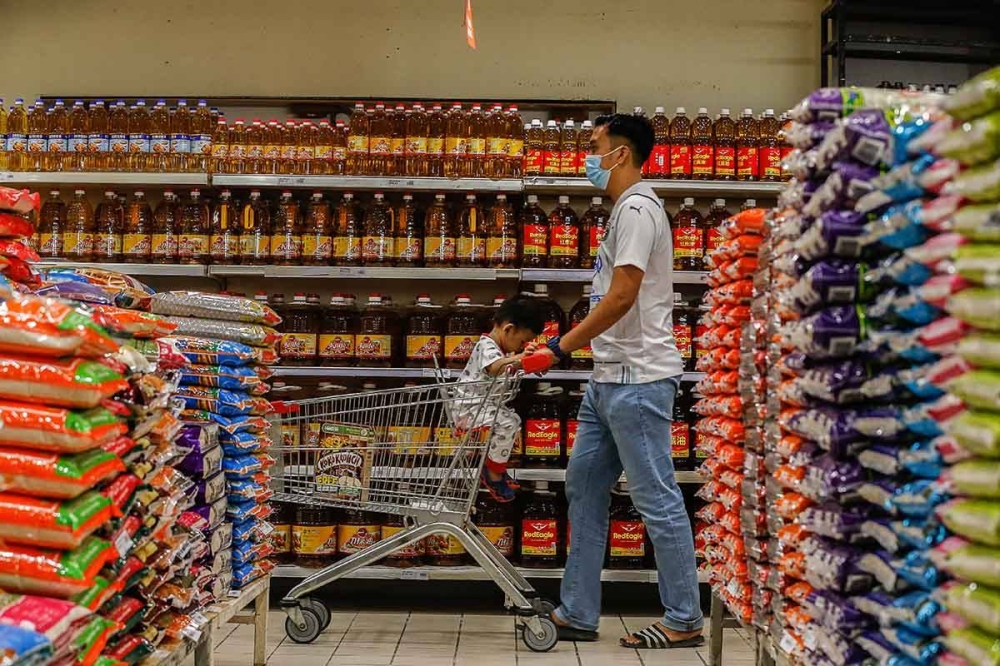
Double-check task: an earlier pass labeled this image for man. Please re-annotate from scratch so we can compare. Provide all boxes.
[534,112,704,649]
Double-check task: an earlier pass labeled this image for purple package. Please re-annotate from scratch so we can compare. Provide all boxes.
[790,88,866,123]
[783,306,863,360]
[177,437,223,479]
[814,626,869,666]
[855,631,896,662]
[805,589,869,634]
[799,503,866,540]
[35,280,115,305]
[795,210,869,261]
[857,550,907,592]
[859,478,901,513]
[781,408,867,455]
[804,162,881,218]
[190,496,228,531]
[804,539,873,593]
[783,261,863,315]
[817,110,894,172]
[195,472,226,504]
[797,357,868,402]
[858,443,902,475]
[803,455,866,501]
[786,121,837,149]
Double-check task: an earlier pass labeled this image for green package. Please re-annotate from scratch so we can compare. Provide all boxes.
[948,289,1000,331]
[947,159,1000,202]
[948,370,1000,413]
[940,499,1000,546]
[944,626,1000,666]
[942,542,1000,588]
[953,203,1000,243]
[946,66,1000,122]
[959,333,1000,370]
[937,111,1000,166]
[955,245,1000,286]
[953,459,1000,498]
[948,410,1000,458]
[945,583,1000,634]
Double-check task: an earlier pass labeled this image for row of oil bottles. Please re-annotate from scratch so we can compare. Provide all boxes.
[0,98,793,181]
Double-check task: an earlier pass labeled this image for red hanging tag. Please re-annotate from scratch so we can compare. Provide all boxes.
[464,0,477,49]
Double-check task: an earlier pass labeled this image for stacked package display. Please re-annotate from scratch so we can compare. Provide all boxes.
[0,186,41,292]
[756,86,968,664]
[910,67,1000,666]
[693,206,767,625]
[152,292,282,593]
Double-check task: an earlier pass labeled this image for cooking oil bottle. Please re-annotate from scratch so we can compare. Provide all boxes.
[6,99,27,172]
[227,119,246,174]
[67,101,89,172]
[45,100,69,172]
[191,100,213,173]
[170,100,191,173]
[347,103,369,175]
[149,100,170,172]
[26,99,47,172]
[211,118,229,174]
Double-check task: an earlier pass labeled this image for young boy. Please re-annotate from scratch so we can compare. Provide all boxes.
[453,294,545,502]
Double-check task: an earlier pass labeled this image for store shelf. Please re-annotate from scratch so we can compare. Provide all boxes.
[212,175,523,192]
[523,176,785,198]
[0,171,209,186]
[520,268,707,284]
[271,366,705,382]
[35,261,210,277]
[272,563,709,584]
[208,265,520,280]
[510,468,703,484]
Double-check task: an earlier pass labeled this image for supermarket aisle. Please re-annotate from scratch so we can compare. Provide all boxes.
[208,610,754,665]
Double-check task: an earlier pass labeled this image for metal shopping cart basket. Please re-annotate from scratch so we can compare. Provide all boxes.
[271,367,560,652]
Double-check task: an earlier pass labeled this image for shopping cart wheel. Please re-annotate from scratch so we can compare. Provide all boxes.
[536,599,556,617]
[521,616,558,652]
[301,597,331,631]
[285,607,323,644]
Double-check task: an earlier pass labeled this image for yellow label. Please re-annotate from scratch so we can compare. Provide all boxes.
[280,333,317,359]
[356,334,392,359]
[280,423,300,447]
[423,236,456,262]
[387,425,432,455]
[406,335,441,360]
[319,333,355,360]
[406,137,428,155]
[457,237,486,262]
[281,144,297,161]
[424,534,466,557]
[427,137,445,156]
[445,137,465,155]
[370,136,391,156]
[247,143,263,159]
[210,233,238,259]
[271,524,292,554]
[487,237,516,261]
[487,137,504,156]
[396,237,422,261]
[508,139,525,157]
[270,234,303,260]
[468,138,486,156]
[444,334,477,362]
[479,525,515,557]
[178,234,209,258]
[62,232,91,258]
[37,233,60,256]
[264,144,280,160]
[92,233,123,257]
[152,233,178,259]
[334,236,361,262]
[293,525,337,555]
[338,524,380,555]
[239,235,269,260]
[303,234,333,260]
[211,143,228,159]
[390,138,405,156]
[315,145,333,160]
[348,135,369,154]
[297,144,314,161]
[381,524,425,557]
[434,427,461,456]
[122,233,152,257]
[362,236,393,262]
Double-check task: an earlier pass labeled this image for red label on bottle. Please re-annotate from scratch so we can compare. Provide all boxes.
[760,146,782,178]
[694,429,708,460]
[566,419,579,457]
[692,144,713,176]
[542,151,561,175]
[523,224,548,256]
[674,323,692,360]
[737,146,758,178]
[669,145,692,176]
[549,225,579,257]
[576,151,588,175]
[525,149,543,174]
[714,146,736,177]
[521,519,558,556]
[524,418,561,457]
[650,144,670,175]
[560,149,578,175]
[609,520,646,557]
[707,228,725,253]
[535,320,560,345]
[695,323,709,360]
[588,226,605,257]
[671,421,690,459]
[672,227,703,259]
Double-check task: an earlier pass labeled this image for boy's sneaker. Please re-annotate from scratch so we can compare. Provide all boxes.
[481,469,516,503]
[505,472,520,491]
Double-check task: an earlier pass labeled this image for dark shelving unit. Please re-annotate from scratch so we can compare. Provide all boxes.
[821,0,1000,86]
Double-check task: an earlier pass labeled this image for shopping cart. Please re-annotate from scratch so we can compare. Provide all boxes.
[271,366,560,652]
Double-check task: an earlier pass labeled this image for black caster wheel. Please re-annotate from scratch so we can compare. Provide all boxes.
[301,597,331,631]
[285,607,322,644]
[522,616,558,652]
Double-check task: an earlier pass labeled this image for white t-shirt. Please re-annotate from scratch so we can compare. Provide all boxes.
[452,335,506,427]
[589,181,684,384]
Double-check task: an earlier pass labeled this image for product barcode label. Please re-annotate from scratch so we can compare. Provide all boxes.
[190,611,210,627]
[114,531,134,557]
[852,136,886,166]
[401,570,429,581]
[833,236,861,258]
[181,624,203,643]
[827,285,857,303]
[829,336,856,357]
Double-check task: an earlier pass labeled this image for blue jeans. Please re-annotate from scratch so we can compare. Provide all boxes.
[555,378,703,633]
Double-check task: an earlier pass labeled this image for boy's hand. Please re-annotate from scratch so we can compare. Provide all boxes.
[520,348,555,375]
[523,342,540,354]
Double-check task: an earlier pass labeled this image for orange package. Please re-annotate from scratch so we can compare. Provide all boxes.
[0,355,128,409]
[774,464,806,490]
[776,524,810,549]
[0,294,117,358]
[786,581,815,604]
[718,208,766,240]
[778,551,807,579]
[716,443,746,469]
[0,401,126,452]
[0,536,113,598]
[0,491,112,549]
[90,306,177,339]
[774,492,813,520]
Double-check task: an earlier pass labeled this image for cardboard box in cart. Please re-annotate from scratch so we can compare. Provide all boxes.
[314,422,374,502]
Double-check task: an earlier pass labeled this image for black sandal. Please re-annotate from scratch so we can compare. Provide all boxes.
[556,625,599,642]
[620,624,704,649]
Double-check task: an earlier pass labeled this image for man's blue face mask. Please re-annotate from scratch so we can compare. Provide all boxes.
[584,145,624,190]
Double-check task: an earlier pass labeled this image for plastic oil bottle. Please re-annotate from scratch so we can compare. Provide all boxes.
[67,101,89,172]
[368,103,392,176]
[332,120,348,175]
[691,108,714,180]
[6,99,27,172]
[758,109,781,182]
[191,100,213,173]
[85,100,109,172]
[560,120,578,176]
[245,119,264,175]
[147,100,169,172]
[122,191,153,263]
[0,100,9,171]
[541,120,561,176]
[302,192,333,266]
[45,100,68,173]
[106,101,128,172]
[347,103,369,175]
[519,194,549,268]
[736,109,759,181]
[673,198,704,271]
[316,120,336,176]
[93,191,123,262]
[271,191,303,266]
[505,106,524,178]
[405,103,429,177]
[548,195,580,269]
[38,191,66,258]
[485,105,505,178]
[423,193,455,267]
[467,104,487,178]
[227,119,246,175]
[334,192,362,266]
[394,194,422,267]
[63,190,93,261]
[524,119,544,176]
[669,107,691,180]
[169,100,191,173]
[26,99,47,172]
[262,119,280,175]
[296,120,317,175]
[389,104,407,176]
[650,107,669,177]
[180,189,210,265]
[210,118,229,174]
[280,120,297,175]
[239,190,270,265]
[362,192,394,266]
[713,108,736,181]
[427,104,446,177]
[487,193,517,268]
[126,101,150,172]
[579,196,609,269]
[456,194,486,267]
[153,190,181,264]
[444,103,467,178]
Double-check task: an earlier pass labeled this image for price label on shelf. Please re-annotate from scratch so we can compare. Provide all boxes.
[276,176,307,186]
[400,570,429,581]
[385,179,417,187]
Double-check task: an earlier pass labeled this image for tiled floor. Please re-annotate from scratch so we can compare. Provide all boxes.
[206,611,755,666]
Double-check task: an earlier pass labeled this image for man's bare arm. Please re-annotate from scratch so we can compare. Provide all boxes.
[557,265,643,354]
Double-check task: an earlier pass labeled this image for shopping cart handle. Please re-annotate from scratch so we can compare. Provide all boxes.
[521,352,554,375]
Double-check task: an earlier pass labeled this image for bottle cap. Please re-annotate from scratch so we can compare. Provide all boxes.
[558,195,569,204]
[466,194,476,201]
[496,194,506,201]
[654,106,665,114]
[531,119,543,127]
[721,108,731,115]
[546,120,557,127]
[765,108,774,116]
[581,120,593,128]
[698,107,708,114]
[533,284,548,295]
[536,481,549,491]
[435,193,445,200]
[676,106,686,114]
[343,193,354,200]
[329,294,346,304]
[374,192,384,200]
[493,294,507,305]
[49,190,60,196]
[312,191,322,199]
[527,195,539,203]
[293,293,307,303]
[591,197,602,205]
[281,190,292,197]
[416,294,432,304]
[746,198,756,207]
[673,292,682,303]
[134,190,144,197]
[254,291,267,301]
[455,294,472,304]
[403,194,413,201]
[683,197,695,206]
[74,189,85,195]
[715,198,725,207]
[583,285,592,295]
[564,119,575,128]
[743,108,753,115]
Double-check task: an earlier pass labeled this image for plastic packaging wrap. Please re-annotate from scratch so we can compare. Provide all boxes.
[150,292,281,326]
[163,317,281,348]
[0,355,128,409]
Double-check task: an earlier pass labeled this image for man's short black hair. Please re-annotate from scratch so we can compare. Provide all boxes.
[594,113,654,168]
[494,294,545,335]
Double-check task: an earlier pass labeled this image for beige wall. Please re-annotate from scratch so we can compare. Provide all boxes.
[1,0,823,115]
